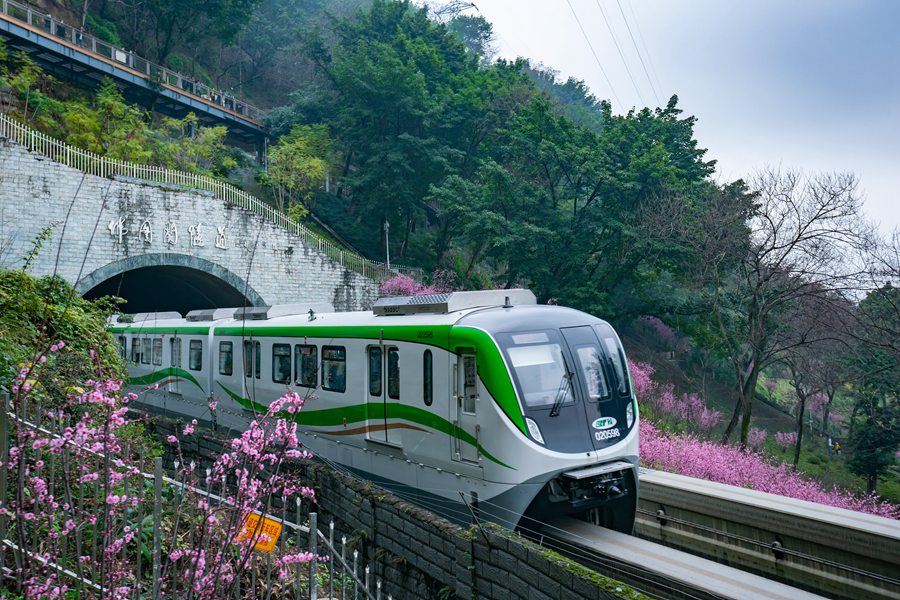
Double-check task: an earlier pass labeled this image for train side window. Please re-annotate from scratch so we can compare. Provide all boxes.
[242,340,260,378]
[219,341,233,376]
[388,348,400,400]
[243,341,252,378]
[322,346,346,393]
[368,346,382,396]
[170,338,181,368]
[152,339,163,366]
[294,345,318,388]
[462,355,476,413]
[117,336,126,360]
[272,344,291,384]
[189,340,203,371]
[141,338,151,365]
[130,337,140,362]
[423,350,433,406]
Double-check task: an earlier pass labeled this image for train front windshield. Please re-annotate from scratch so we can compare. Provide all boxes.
[505,335,573,409]
[500,325,633,453]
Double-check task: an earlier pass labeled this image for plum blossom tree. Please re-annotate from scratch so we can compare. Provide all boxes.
[4,341,320,597]
[663,169,874,447]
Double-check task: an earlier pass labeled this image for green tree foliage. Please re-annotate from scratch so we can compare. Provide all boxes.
[524,63,609,132]
[154,114,240,177]
[95,0,263,63]
[446,14,495,59]
[262,124,334,214]
[280,0,717,312]
[302,0,487,257]
[0,264,124,397]
[846,284,900,493]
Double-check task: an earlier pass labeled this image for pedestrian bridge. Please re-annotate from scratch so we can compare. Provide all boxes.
[0,0,266,147]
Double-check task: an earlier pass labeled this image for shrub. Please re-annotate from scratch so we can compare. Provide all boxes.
[640,421,899,519]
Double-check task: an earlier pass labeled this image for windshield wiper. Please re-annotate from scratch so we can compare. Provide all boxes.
[549,371,572,418]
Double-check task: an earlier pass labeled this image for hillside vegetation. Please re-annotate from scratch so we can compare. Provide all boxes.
[12,0,900,503]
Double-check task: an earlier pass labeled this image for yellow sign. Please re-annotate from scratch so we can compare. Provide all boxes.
[237,513,283,553]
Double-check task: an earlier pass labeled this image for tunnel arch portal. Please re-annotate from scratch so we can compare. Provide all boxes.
[78,254,265,315]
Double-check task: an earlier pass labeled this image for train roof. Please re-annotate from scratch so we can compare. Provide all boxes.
[109,289,548,331]
[108,289,612,335]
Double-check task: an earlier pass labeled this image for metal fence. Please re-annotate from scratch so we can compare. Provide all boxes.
[0,113,423,282]
[0,0,262,123]
[0,393,390,599]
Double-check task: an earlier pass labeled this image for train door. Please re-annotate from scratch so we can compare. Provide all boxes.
[366,346,386,442]
[561,326,616,451]
[168,336,181,394]
[454,353,479,463]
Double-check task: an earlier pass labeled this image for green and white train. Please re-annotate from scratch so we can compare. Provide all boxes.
[111,290,639,532]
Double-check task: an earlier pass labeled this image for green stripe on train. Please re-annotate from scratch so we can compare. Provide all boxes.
[128,367,204,391]
[115,323,526,435]
[216,383,514,470]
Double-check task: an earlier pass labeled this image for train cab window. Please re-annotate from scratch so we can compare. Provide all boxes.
[387,348,400,400]
[503,332,573,409]
[189,340,203,371]
[423,350,433,406]
[141,338,151,365]
[243,341,260,379]
[152,339,163,366]
[368,347,382,396]
[219,342,233,376]
[322,346,346,393]
[272,344,291,384]
[601,336,629,396]
[294,345,318,388]
[574,346,610,401]
[130,337,140,362]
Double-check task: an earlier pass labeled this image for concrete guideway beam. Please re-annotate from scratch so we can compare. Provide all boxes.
[636,469,900,600]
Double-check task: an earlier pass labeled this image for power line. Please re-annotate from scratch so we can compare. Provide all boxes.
[565,0,624,111]
[621,0,664,105]
[594,0,645,107]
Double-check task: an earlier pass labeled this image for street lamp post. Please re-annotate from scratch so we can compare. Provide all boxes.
[384,220,390,270]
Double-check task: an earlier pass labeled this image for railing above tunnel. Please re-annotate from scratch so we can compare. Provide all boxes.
[0,0,262,124]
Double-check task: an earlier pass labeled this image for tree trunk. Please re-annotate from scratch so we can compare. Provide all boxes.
[739,364,761,447]
[793,395,806,468]
[723,355,758,446]
[399,212,412,259]
[867,473,877,495]
[336,149,353,200]
[722,396,742,444]
[822,387,836,436]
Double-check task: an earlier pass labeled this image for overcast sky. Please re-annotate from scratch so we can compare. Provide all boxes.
[461,0,898,235]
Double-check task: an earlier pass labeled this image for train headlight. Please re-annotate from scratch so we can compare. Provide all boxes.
[525,417,545,445]
[626,402,634,429]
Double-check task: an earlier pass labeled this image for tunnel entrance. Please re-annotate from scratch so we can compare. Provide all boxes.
[82,265,254,315]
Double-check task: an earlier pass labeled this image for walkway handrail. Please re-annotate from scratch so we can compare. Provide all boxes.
[0,113,423,282]
[0,0,261,124]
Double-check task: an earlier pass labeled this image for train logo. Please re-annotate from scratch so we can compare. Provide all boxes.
[592,417,617,430]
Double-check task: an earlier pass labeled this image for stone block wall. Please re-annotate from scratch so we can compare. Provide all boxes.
[149,416,642,600]
[0,138,379,310]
